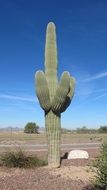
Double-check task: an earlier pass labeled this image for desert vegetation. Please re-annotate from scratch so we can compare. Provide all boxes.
[0,129,107,144]
[0,144,107,190]
[74,126,107,134]
[24,122,39,134]
[0,149,47,168]
[92,142,107,190]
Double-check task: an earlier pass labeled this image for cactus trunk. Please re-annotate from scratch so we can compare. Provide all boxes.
[35,22,75,168]
[45,110,61,167]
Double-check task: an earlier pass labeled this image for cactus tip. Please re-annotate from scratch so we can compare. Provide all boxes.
[47,22,55,29]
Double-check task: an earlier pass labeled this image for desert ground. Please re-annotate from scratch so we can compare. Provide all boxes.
[0,130,104,189]
[0,164,95,190]
[0,130,106,144]
[0,130,103,158]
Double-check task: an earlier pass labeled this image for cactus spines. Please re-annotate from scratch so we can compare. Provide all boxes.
[35,22,75,167]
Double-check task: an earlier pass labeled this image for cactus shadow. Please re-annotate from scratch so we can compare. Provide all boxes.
[60,97,71,113]
[60,152,68,164]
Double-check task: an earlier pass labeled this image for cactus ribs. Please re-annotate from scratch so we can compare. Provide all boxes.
[35,22,75,167]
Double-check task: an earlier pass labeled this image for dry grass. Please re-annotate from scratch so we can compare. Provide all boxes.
[0,131,107,144]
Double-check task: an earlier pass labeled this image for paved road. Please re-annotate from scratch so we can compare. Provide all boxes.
[0,142,101,152]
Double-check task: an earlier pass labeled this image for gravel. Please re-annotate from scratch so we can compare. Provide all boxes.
[0,160,94,190]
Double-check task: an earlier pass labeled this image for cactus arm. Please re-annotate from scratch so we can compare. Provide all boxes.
[35,70,51,111]
[59,76,75,113]
[67,76,75,100]
[51,71,70,112]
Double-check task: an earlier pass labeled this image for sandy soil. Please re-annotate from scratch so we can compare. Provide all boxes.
[49,165,96,181]
[0,160,96,190]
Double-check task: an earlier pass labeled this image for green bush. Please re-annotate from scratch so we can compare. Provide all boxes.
[93,142,107,190]
[99,126,107,133]
[24,122,39,134]
[0,150,47,168]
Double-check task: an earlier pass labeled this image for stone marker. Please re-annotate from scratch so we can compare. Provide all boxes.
[67,150,89,159]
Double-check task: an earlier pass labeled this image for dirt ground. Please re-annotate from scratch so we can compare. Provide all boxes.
[0,132,100,190]
[0,164,95,190]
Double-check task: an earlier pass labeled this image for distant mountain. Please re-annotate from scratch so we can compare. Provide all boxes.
[0,127,23,132]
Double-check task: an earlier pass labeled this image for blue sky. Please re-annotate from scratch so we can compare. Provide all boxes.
[0,0,107,129]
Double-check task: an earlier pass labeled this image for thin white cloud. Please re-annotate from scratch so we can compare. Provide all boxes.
[80,71,107,82]
[94,93,107,100]
[0,94,37,103]
[94,88,107,93]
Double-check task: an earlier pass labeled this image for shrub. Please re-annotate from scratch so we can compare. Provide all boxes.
[24,122,39,134]
[99,126,107,133]
[0,150,47,168]
[93,142,107,190]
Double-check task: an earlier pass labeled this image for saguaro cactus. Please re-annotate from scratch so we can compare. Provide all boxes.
[35,22,75,167]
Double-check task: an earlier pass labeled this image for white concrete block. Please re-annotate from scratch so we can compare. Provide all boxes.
[67,150,89,159]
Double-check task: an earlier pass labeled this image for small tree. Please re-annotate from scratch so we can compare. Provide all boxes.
[24,122,39,134]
